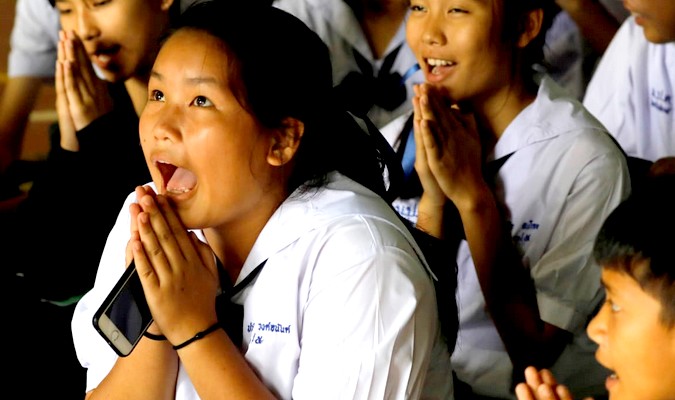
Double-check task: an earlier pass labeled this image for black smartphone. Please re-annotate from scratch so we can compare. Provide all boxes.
[93,261,154,357]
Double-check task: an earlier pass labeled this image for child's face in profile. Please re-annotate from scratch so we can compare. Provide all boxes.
[54,0,172,82]
[587,268,675,400]
[622,0,675,43]
[405,0,515,103]
[139,29,279,230]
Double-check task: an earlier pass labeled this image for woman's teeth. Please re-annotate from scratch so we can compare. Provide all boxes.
[427,58,455,75]
[427,58,452,66]
[167,187,192,194]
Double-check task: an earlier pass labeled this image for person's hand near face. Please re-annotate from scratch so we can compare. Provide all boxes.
[412,82,485,237]
[55,29,113,151]
[130,184,220,346]
[413,83,483,207]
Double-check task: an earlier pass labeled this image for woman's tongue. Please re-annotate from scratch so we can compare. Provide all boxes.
[166,167,197,194]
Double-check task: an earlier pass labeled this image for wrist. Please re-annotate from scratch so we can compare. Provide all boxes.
[418,193,446,214]
[453,185,494,215]
[60,134,80,152]
[143,323,166,341]
[171,322,221,351]
[143,331,167,341]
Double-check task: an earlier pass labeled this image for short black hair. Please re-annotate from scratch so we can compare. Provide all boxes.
[594,174,675,327]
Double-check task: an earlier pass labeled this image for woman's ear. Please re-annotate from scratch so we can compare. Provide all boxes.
[268,117,304,166]
[517,8,543,48]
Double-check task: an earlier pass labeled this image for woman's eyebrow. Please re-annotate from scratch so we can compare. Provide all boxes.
[150,70,164,81]
[184,76,219,85]
[150,69,219,86]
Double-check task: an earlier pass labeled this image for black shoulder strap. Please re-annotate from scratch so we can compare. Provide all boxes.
[229,260,267,298]
[349,113,406,204]
[216,258,267,347]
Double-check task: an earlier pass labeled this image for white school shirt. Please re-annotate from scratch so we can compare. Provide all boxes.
[583,16,675,162]
[8,0,60,78]
[272,0,423,129]
[71,173,454,400]
[383,76,630,399]
[542,1,628,100]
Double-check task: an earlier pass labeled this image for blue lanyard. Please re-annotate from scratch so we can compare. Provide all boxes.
[401,63,421,85]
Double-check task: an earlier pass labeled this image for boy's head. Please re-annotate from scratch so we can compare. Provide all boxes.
[622,0,675,43]
[53,0,178,82]
[593,174,675,326]
[586,175,675,400]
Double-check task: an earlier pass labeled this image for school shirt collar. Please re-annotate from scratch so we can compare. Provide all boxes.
[300,0,409,61]
[228,172,388,285]
[491,75,603,161]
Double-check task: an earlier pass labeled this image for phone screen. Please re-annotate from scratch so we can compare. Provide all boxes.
[93,262,154,357]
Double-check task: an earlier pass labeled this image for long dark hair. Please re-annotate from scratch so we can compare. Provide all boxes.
[175,1,389,198]
[501,0,557,92]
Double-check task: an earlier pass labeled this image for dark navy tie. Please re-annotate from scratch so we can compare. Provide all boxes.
[334,45,418,117]
[216,258,267,347]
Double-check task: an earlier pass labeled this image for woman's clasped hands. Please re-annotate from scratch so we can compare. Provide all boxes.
[127,185,220,348]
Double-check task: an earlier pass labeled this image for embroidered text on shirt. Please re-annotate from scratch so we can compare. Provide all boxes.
[650,87,672,114]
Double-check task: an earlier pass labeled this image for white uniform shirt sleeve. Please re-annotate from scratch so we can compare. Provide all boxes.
[291,234,437,399]
[584,16,675,161]
[583,20,634,130]
[8,0,60,78]
[583,18,644,159]
[71,191,138,393]
[531,149,628,330]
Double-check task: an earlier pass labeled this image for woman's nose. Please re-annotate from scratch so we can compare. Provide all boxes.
[421,17,447,46]
[76,8,100,41]
[150,106,183,143]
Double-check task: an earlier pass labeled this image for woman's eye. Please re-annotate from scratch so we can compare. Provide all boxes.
[410,4,425,12]
[192,96,213,107]
[149,89,164,102]
[93,0,112,7]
